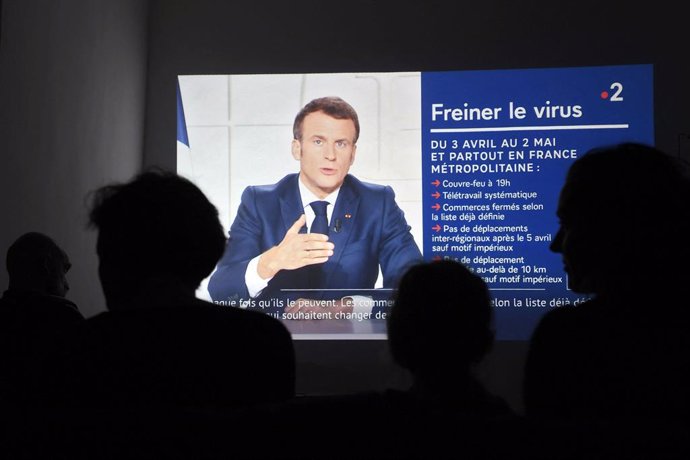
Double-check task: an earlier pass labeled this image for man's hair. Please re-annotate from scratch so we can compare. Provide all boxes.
[292,96,360,143]
[560,142,690,288]
[87,169,226,291]
[565,142,690,222]
[387,260,494,374]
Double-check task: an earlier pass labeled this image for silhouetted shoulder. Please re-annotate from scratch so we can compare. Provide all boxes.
[525,295,690,422]
[0,290,83,328]
[80,299,295,410]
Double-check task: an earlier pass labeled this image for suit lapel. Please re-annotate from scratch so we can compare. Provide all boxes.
[279,175,307,235]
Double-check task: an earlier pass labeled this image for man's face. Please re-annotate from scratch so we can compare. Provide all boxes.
[291,110,357,198]
[550,183,600,294]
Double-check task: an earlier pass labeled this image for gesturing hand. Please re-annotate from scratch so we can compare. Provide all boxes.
[257,215,334,279]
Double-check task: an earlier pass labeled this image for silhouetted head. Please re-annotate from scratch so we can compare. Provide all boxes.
[551,142,690,295]
[387,260,494,377]
[5,232,71,297]
[88,170,226,309]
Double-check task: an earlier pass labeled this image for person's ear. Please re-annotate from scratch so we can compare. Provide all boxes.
[291,139,302,160]
[350,144,357,165]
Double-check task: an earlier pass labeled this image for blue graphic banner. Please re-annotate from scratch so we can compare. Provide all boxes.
[421,64,654,340]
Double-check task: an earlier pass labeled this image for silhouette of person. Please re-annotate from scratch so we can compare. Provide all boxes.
[0,231,80,313]
[236,259,517,460]
[0,231,84,407]
[386,259,513,416]
[524,142,690,424]
[78,169,296,413]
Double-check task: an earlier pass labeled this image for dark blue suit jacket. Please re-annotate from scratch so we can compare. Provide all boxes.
[208,174,422,312]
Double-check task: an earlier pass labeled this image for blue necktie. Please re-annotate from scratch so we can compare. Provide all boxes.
[310,201,330,235]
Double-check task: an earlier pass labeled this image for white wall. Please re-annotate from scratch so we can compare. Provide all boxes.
[0,0,148,318]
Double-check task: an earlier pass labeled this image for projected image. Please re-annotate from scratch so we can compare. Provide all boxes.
[177,72,423,338]
[177,65,653,340]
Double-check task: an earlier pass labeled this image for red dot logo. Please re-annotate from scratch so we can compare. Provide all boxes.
[600,91,609,99]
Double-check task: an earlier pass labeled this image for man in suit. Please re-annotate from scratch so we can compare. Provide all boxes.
[208,96,422,318]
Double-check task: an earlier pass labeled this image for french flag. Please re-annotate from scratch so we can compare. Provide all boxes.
[177,77,193,175]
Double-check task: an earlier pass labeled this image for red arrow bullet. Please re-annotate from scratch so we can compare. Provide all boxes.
[431,203,440,211]
[431,179,440,187]
[432,224,441,232]
[431,191,440,199]
[432,255,442,261]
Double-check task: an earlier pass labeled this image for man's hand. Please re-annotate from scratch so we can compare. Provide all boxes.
[257,215,334,280]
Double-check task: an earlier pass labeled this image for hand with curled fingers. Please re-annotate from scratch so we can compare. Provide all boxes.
[257,215,334,280]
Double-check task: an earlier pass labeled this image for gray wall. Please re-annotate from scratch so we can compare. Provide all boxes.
[0,0,148,318]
